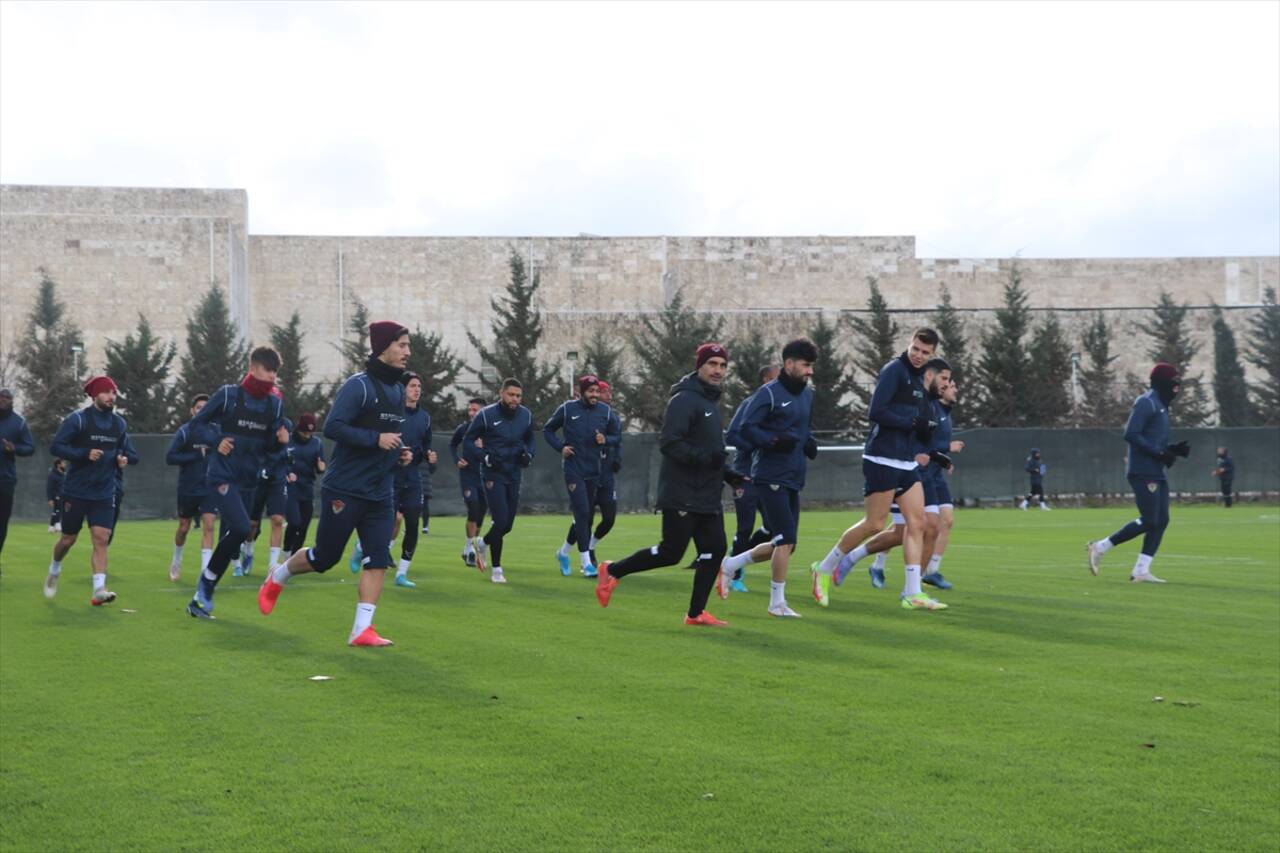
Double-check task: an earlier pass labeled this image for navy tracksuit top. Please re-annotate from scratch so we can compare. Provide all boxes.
[191,384,285,490]
[864,353,928,462]
[394,406,433,487]
[51,406,132,502]
[736,379,815,491]
[1124,389,1172,481]
[166,419,218,497]
[464,403,535,484]
[0,410,35,484]
[543,398,621,480]
[323,372,406,501]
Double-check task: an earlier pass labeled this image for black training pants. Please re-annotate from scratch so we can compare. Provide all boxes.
[609,509,727,618]
[0,480,14,558]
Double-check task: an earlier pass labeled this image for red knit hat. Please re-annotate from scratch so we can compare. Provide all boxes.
[83,376,118,397]
[1150,362,1180,383]
[695,342,729,369]
[297,413,317,431]
[578,374,600,394]
[369,321,409,357]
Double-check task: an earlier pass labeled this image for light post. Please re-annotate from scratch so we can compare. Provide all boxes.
[566,350,579,393]
[1070,351,1082,421]
[71,344,83,382]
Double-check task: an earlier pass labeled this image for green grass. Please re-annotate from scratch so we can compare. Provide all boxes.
[2,505,1278,852]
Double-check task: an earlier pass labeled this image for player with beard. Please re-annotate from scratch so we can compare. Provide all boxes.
[449,398,487,566]
[1086,363,1189,583]
[165,394,218,581]
[546,374,620,578]
[717,339,819,617]
[259,322,410,646]
[594,343,734,626]
[43,377,134,604]
[389,372,436,588]
[560,380,624,567]
[0,387,35,563]
[463,379,536,584]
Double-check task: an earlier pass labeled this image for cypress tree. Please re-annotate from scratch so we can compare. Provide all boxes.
[104,313,180,431]
[406,327,466,427]
[1078,312,1126,427]
[805,315,859,438]
[1025,312,1073,426]
[846,278,900,415]
[723,329,778,413]
[1210,304,1254,426]
[177,283,247,406]
[971,263,1033,426]
[15,269,85,438]
[620,289,724,430]
[1135,290,1211,426]
[932,285,973,423]
[269,311,330,422]
[1244,287,1280,425]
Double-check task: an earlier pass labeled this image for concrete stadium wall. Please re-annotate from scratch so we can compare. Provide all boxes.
[5,427,1276,523]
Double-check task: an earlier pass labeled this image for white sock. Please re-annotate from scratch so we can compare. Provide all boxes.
[203,567,218,582]
[769,580,786,608]
[558,542,571,558]
[818,546,845,574]
[279,550,291,566]
[903,564,922,597]
[172,545,184,563]
[463,537,473,554]
[726,550,754,572]
[849,544,870,566]
[92,572,106,591]
[243,541,254,558]
[926,555,943,574]
[871,552,888,571]
[474,537,486,553]
[351,602,375,637]
[1095,538,1114,555]
[589,535,600,549]
[200,548,212,569]
[270,563,292,585]
[269,547,280,567]
[1133,554,1154,576]
[397,558,411,576]
[48,559,62,577]
[580,550,593,568]
[492,565,503,577]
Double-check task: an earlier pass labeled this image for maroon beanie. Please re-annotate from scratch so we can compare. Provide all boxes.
[1150,362,1180,383]
[695,342,729,369]
[83,376,118,397]
[578,374,600,394]
[369,321,409,357]
[297,413,317,431]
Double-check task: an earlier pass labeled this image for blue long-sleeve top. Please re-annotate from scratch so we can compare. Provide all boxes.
[464,402,535,484]
[394,406,433,487]
[0,409,35,484]
[1124,389,1171,480]
[737,379,815,491]
[191,384,285,490]
[450,419,485,472]
[166,419,218,497]
[864,353,928,463]
[51,405,131,501]
[599,409,623,487]
[46,466,64,501]
[925,400,953,480]
[114,433,139,495]
[1024,455,1044,478]
[287,433,325,501]
[726,393,759,478]
[1218,453,1234,478]
[543,398,620,480]
[323,372,406,501]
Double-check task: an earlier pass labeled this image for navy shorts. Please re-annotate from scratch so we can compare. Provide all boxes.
[251,479,288,519]
[395,475,423,512]
[930,473,953,508]
[757,483,801,547]
[177,494,217,520]
[922,475,939,509]
[460,471,486,507]
[863,460,921,498]
[61,495,116,534]
[308,487,395,573]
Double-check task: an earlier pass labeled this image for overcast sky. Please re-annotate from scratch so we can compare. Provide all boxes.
[2,0,1277,258]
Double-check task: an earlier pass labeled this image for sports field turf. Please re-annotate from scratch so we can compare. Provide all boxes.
[1,505,1277,852]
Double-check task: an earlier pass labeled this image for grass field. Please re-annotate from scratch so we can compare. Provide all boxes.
[1,505,1278,852]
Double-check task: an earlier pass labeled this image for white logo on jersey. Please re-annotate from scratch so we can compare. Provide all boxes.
[571,415,581,420]
[703,411,713,417]
[780,401,792,408]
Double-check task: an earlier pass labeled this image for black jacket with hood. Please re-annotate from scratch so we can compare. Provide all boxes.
[656,372,726,514]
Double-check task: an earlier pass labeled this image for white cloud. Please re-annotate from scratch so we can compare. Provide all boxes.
[2,0,1276,256]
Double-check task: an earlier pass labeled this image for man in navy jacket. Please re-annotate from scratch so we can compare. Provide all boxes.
[545,374,621,578]
[259,322,410,647]
[463,379,536,584]
[165,394,217,582]
[718,339,818,617]
[0,387,35,563]
[1087,362,1189,583]
[722,363,781,593]
[450,397,487,566]
[43,376,135,605]
[281,412,325,560]
[811,328,949,612]
[389,371,435,588]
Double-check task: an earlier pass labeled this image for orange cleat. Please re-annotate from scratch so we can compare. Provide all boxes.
[348,626,394,647]
[595,561,618,608]
[684,611,727,627]
[258,577,283,615]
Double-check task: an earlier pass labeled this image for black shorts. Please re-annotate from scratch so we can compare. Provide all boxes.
[862,460,921,498]
[61,495,116,534]
[756,483,801,546]
[177,494,217,520]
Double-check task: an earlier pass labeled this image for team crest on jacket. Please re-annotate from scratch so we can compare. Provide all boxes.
[1147,482,1158,493]
[734,487,744,499]
[770,484,781,491]
[217,483,230,495]
[486,480,494,490]
[331,499,346,514]
[568,482,577,492]
[463,488,472,498]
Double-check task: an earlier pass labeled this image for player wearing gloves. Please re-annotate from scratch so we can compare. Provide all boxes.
[1086,362,1189,583]
[463,379,536,584]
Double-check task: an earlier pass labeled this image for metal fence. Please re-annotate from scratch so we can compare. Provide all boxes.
[6,427,1277,522]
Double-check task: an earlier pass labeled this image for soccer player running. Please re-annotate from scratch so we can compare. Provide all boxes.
[389,371,436,588]
[184,348,288,618]
[449,397,487,566]
[1086,362,1190,583]
[0,387,35,563]
[546,374,621,578]
[281,412,325,561]
[811,328,949,612]
[921,373,964,588]
[165,394,217,582]
[43,376,134,604]
[717,339,819,617]
[595,343,734,626]
[237,412,291,577]
[1020,448,1049,510]
[721,363,781,593]
[463,379,536,584]
[1212,447,1234,507]
[47,459,66,533]
[259,322,410,646]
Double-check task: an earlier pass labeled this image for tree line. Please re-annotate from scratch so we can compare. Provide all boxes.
[4,258,1278,440]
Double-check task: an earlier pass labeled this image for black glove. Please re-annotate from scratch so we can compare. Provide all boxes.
[928,450,953,470]
[911,416,937,443]
[723,468,745,488]
[768,435,797,453]
[518,452,532,468]
[612,459,622,473]
[804,437,818,460]
[1158,450,1177,468]
[708,450,726,469]
[1169,440,1191,458]
[483,453,507,474]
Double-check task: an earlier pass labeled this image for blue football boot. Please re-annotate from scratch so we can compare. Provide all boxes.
[349,542,363,573]
[556,551,571,576]
[922,571,953,590]
[869,566,886,589]
[582,562,598,579]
